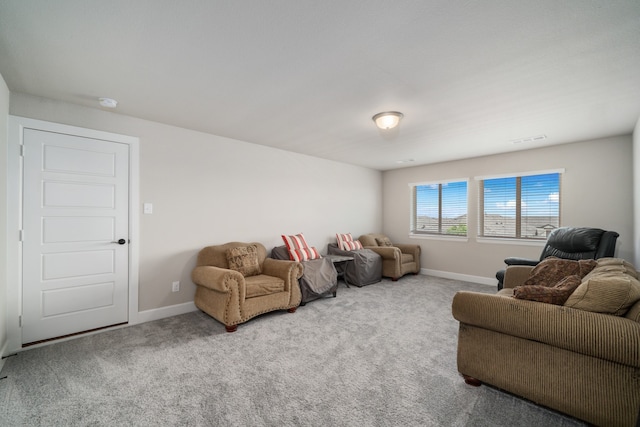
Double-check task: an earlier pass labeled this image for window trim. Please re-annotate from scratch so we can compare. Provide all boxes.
[409,178,469,238]
[475,168,564,240]
[474,168,565,181]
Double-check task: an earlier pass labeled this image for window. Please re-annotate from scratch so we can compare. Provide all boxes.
[411,180,468,236]
[477,170,562,239]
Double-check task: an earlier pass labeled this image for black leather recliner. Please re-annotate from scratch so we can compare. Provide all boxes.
[495,227,619,290]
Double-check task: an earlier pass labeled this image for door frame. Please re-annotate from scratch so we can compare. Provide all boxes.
[6,116,140,352]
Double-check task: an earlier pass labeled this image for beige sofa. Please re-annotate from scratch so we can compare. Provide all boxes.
[192,242,303,332]
[358,233,420,280]
[452,258,640,427]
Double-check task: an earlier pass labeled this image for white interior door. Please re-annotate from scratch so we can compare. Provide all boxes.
[22,128,130,344]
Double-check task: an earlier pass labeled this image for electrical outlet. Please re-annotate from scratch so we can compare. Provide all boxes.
[172,281,180,292]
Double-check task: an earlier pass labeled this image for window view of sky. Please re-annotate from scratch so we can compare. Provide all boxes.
[483,173,559,217]
[416,181,467,218]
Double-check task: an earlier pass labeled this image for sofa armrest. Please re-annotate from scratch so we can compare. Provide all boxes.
[192,266,244,293]
[363,246,401,260]
[502,265,535,288]
[452,291,640,367]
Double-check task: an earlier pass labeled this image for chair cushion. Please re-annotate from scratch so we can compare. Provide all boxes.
[244,274,285,298]
[226,245,261,277]
[282,233,321,262]
[336,233,363,251]
[375,237,393,247]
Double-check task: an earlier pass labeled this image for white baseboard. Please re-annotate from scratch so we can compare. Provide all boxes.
[0,303,200,354]
[134,301,199,325]
[0,338,9,371]
[421,268,497,287]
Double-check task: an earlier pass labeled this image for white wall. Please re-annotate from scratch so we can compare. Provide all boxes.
[0,73,9,362]
[9,93,382,312]
[6,91,638,335]
[634,117,640,268]
[382,135,634,282]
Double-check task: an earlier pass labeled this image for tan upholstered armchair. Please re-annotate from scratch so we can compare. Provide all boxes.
[358,234,421,281]
[191,242,303,332]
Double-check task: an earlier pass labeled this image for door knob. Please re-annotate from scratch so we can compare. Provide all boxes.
[112,239,127,245]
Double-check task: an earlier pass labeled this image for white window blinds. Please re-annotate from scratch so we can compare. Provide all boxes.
[477,170,562,239]
[411,180,468,236]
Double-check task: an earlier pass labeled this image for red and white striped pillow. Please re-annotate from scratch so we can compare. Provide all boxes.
[336,233,363,251]
[281,233,322,262]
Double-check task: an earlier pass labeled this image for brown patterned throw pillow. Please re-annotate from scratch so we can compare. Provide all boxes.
[375,237,393,247]
[523,257,597,287]
[226,245,261,277]
[514,275,582,305]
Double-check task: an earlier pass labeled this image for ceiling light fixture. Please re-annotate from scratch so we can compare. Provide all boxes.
[98,97,118,108]
[372,111,403,130]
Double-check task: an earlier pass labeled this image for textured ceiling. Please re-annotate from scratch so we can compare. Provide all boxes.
[1,1,639,170]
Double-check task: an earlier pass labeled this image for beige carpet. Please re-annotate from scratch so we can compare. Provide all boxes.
[0,275,586,426]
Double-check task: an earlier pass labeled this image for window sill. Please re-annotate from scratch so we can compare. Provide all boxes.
[408,234,546,246]
[409,233,469,243]
[476,237,546,247]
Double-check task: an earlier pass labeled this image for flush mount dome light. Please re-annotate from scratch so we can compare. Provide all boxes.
[99,97,118,108]
[372,111,403,130]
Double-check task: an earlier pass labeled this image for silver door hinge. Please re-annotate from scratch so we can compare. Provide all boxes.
[18,316,22,327]
[20,145,25,157]
[19,230,23,242]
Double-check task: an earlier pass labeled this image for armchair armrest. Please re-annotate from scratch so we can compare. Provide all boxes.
[262,258,303,288]
[395,243,421,257]
[504,257,539,266]
[363,246,401,260]
[191,266,244,293]
[452,291,640,367]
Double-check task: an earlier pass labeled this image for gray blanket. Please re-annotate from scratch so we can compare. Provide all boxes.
[270,245,338,303]
[327,243,382,287]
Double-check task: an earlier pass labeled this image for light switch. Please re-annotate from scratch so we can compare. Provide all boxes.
[143,203,153,214]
